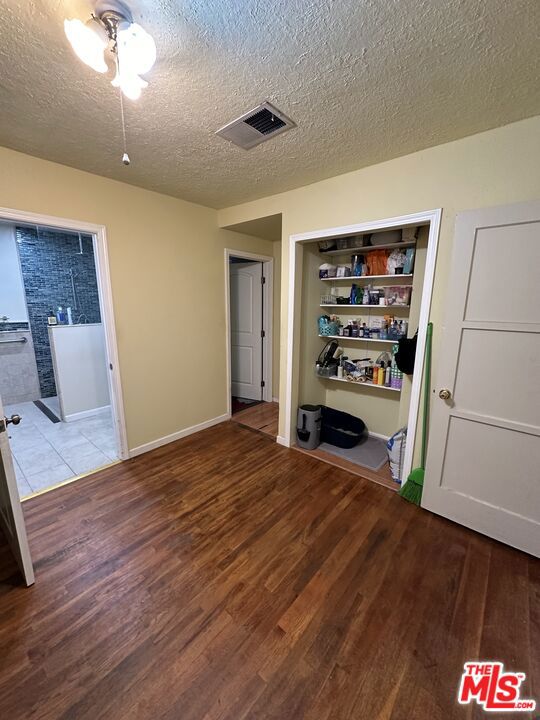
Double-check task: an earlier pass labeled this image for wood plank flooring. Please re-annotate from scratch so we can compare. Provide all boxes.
[231,401,279,438]
[296,444,397,490]
[231,403,395,490]
[0,421,538,720]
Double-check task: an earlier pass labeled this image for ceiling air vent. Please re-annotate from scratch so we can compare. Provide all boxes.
[215,102,296,150]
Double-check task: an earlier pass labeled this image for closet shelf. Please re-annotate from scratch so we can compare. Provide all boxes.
[320,274,413,281]
[318,335,398,344]
[320,240,416,257]
[321,375,401,393]
[320,304,410,310]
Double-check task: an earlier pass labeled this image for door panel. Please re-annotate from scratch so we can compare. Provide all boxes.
[453,329,540,426]
[0,393,34,585]
[440,417,539,519]
[230,262,263,400]
[465,223,540,323]
[422,201,540,557]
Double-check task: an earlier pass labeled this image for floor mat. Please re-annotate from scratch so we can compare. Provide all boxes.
[232,397,262,414]
[319,434,388,471]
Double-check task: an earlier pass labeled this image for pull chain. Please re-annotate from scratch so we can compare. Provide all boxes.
[116,54,130,166]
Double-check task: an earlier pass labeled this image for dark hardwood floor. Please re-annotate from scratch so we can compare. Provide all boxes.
[0,421,538,719]
[231,400,279,438]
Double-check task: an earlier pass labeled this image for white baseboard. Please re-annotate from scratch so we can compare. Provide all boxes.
[272,397,279,403]
[129,413,230,458]
[276,435,289,447]
[64,405,111,422]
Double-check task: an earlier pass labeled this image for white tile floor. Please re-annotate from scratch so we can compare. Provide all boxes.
[5,398,118,498]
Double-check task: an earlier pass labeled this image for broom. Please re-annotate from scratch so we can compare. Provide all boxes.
[399,322,433,505]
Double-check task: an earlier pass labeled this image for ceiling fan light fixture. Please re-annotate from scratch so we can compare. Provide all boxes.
[64,18,109,74]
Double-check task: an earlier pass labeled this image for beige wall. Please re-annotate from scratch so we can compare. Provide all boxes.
[218,116,540,450]
[272,239,281,399]
[0,146,274,451]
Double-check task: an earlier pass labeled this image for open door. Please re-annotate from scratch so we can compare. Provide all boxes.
[422,201,540,557]
[230,261,264,401]
[0,393,34,586]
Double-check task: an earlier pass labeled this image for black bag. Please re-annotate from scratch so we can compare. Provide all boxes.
[394,332,417,375]
[321,406,366,449]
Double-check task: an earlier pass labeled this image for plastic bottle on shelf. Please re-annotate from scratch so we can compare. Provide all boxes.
[362,286,370,305]
[373,366,379,385]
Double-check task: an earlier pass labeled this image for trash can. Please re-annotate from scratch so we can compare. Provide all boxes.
[296,404,322,450]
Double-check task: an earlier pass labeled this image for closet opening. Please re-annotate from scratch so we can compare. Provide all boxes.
[284,210,441,490]
[225,249,277,438]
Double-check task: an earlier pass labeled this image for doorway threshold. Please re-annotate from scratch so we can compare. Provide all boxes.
[20,459,121,502]
[231,401,278,439]
[292,444,399,492]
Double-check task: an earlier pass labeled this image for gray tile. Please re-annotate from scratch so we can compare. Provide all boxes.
[11,455,26,482]
[41,396,61,416]
[15,442,65,476]
[43,427,90,453]
[25,463,75,492]
[16,476,33,499]
[64,448,112,476]
[7,422,46,452]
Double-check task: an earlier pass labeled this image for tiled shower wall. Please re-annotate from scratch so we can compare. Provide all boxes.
[16,227,101,398]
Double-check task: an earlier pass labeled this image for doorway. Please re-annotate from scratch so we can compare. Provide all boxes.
[0,212,127,501]
[225,249,276,434]
[284,210,441,488]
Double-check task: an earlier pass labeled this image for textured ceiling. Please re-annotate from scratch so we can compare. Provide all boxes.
[1,0,539,209]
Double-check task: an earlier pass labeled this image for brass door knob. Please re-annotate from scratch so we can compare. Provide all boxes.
[439,389,452,401]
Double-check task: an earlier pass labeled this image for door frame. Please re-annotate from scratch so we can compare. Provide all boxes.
[282,209,442,486]
[224,249,274,415]
[0,205,129,462]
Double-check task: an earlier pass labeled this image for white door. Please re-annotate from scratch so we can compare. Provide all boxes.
[230,262,263,401]
[423,201,540,557]
[0,394,34,585]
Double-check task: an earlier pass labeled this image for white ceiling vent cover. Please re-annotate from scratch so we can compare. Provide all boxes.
[216,102,296,150]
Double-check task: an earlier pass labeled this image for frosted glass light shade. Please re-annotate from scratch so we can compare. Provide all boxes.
[111,68,148,101]
[64,18,108,74]
[116,22,156,77]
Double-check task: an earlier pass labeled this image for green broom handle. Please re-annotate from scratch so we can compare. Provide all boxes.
[420,323,433,470]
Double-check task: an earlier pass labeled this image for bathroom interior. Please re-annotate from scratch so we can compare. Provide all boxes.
[0,221,118,498]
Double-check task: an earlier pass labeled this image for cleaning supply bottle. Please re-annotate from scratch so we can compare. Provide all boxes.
[362,286,370,305]
[373,366,379,385]
[66,307,73,325]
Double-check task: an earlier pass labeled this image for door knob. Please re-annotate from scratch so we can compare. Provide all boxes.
[439,389,452,401]
[5,414,21,426]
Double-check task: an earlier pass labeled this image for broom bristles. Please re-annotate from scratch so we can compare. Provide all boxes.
[399,469,424,506]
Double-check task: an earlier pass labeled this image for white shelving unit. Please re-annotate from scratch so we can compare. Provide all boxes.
[318,334,398,344]
[320,274,413,282]
[320,304,410,309]
[321,375,401,393]
[320,240,416,257]
[316,237,415,398]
